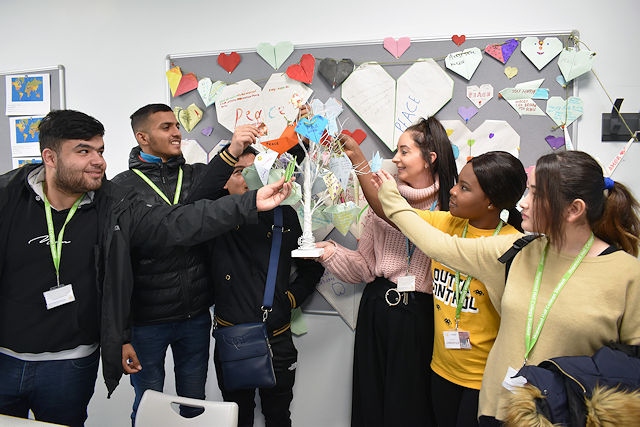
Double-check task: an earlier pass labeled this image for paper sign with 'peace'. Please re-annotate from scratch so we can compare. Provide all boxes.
[342,60,453,151]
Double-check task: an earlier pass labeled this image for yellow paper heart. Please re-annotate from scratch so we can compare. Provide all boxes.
[504,66,518,79]
[166,66,182,97]
[174,104,203,132]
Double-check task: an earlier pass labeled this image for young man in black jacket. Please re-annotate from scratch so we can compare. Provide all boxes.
[0,109,291,427]
[112,103,264,424]
[210,147,325,427]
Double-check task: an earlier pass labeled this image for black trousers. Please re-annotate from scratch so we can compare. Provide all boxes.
[351,277,436,427]
[214,329,297,427]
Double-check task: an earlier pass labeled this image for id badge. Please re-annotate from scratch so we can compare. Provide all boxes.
[397,275,416,292]
[443,330,472,349]
[43,284,75,310]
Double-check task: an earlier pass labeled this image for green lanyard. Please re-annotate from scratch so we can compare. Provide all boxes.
[453,220,503,328]
[523,232,594,363]
[43,194,83,286]
[133,167,183,205]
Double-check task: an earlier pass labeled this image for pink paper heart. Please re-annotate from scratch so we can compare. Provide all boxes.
[484,38,518,64]
[545,135,565,150]
[458,106,478,122]
[383,37,411,58]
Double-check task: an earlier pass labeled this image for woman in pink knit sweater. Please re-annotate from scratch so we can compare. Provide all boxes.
[315,117,458,427]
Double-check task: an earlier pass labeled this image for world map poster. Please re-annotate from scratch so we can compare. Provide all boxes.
[5,73,51,116]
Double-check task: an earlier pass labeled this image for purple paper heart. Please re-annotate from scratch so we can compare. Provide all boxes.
[501,39,519,64]
[458,106,478,122]
[201,126,213,137]
[489,133,495,139]
[545,135,565,150]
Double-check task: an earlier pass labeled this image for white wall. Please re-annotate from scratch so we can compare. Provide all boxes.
[1,1,639,426]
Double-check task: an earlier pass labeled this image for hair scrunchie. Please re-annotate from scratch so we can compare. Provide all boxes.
[604,176,615,190]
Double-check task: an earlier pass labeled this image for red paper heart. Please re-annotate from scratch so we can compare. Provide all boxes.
[217,52,241,73]
[452,34,466,46]
[174,73,198,97]
[341,129,366,144]
[286,54,315,84]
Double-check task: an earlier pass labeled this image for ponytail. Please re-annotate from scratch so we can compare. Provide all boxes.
[594,181,640,257]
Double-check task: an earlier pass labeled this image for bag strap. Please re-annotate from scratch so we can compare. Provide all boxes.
[498,234,542,280]
[262,206,283,319]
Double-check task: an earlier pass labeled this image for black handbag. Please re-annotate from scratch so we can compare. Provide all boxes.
[213,207,283,391]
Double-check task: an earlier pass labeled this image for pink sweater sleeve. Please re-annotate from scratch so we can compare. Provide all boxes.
[321,212,377,284]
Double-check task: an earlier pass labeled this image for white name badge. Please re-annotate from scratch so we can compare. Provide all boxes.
[443,330,472,349]
[43,284,75,310]
[501,366,527,393]
[397,275,416,292]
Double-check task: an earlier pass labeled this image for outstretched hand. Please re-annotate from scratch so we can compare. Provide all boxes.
[256,176,294,211]
[228,124,262,158]
[371,170,396,192]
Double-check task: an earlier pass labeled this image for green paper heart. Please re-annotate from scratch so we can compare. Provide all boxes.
[256,41,294,70]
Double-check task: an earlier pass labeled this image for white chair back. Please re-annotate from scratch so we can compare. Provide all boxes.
[135,390,238,427]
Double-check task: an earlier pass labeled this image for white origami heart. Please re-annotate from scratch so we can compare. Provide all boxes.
[215,73,312,142]
[341,60,454,150]
[440,120,520,172]
[557,48,595,82]
[198,78,226,108]
[521,37,563,70]
[546,96,584,127]
[466,84,494,108]
[445,47,483,80]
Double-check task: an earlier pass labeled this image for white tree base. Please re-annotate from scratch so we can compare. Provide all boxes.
[291,247,324,258]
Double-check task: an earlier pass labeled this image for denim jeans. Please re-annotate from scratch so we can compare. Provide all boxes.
[129,311,212,424]
[0,348,99,427]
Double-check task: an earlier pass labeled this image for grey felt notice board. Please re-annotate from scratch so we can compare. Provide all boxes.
[0,65,66,174]
[166,31,578,316]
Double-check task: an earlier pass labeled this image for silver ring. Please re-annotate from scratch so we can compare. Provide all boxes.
[385,288,401,306]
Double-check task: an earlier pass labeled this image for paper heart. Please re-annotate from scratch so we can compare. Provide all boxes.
[295,116,329,143]
[286,54,315,84]
[484,38,518,64]
[197,78,226,108]
[324,202,360,236]
[556,75,568,88]
[340,129,367,144]
[174,103,203,132]
[440,119,520,172]
[174,72,198,97]
[260,124,299,154]
[545,135,565,150]
[445,47,483,80]
[383,37,411,58]
[329,153,352,191]
[466,84,493,108]
[342,60,453,150]
[215,74,312,143]
[545,96,584,127]
[318,58,354,89]
[256,41,294,69]
[521,37,563,70]
[452,34,466,46]
[181,139,208,164]
[310,98,343,135]
[557,48,595,82]
[166,66,182,97]
[504,66,518,79]
[217,52,241,73]
[458,106,478,122]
